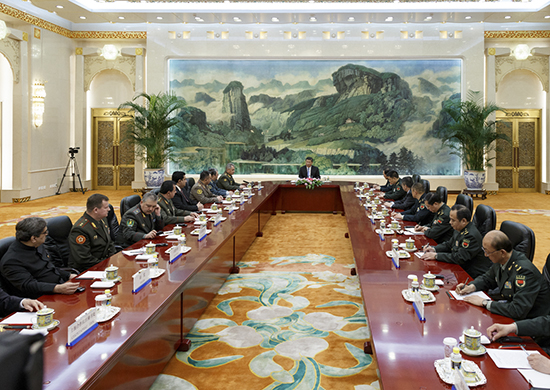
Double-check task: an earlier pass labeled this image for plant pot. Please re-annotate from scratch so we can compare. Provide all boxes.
[464,170,486,190]
[144,168,165,187]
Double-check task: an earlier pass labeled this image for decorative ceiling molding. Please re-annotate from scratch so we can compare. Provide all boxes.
[485,30,550,39]
[0,3,146,39]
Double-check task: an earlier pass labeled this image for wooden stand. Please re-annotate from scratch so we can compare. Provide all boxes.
[462,188,487,200]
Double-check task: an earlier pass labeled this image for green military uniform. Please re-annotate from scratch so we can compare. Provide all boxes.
[217,172,241,191]
[190,181,219,204]
[68,212,116,272]
[424,204,453,244]
[383,178,406,200]
[158,194,191,225]
[434,221,491,279]
[471,250,550,320]
[119,204,165,248]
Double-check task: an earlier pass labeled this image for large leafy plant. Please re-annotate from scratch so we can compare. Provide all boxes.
[119,92,187,168]
[440,90,509,171]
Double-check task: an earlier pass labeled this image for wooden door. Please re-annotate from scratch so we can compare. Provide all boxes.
[496,110,541,192]
[92,108,134,190]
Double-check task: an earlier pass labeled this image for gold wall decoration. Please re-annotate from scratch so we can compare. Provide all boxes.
[485,31,550,39]
[34,27,40,39]
[12,196,30,203]
[22,32,28,41]
[76,47,83,55]
[135,48,143,55]
[488,48,496,56]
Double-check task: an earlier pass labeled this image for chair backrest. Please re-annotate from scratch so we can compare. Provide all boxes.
[454,194,473,214]
[500,220,536,262]
[0,236,16,262]
[412,174,421,184]
[120,195,141,217]
[472,204,496,237]
[107,204,120,242]
[43,216,73,268]
[543,253,550,285]
[419,179,430,194]
[435,186,448,205]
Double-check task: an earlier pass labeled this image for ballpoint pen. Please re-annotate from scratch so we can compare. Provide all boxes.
[520,345,530,356]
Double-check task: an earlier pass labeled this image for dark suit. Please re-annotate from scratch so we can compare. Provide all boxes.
[401,194,433,225]
[390,190,415,211]
[298,165,320,179]
[0,241,70,299]
[0,288,23,318]
[172,186,199,212]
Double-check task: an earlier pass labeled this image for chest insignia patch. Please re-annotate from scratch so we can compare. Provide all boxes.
[76,235,86,244]
[504,281,512,289]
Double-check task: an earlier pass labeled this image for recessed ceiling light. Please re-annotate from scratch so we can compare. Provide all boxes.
[118,16,124,20]
[465,16,472,20]
[385,16,393,22]
[157,16,163,20]
[271,17,279,22]
[310,17,316,22]
[234,17,241,22]
[195,16,201,20]
[425,16,432,20]
[80,16,86,19]
[505,15,511,19]
[348,17,355,22]
[545,15,550,19]
[56,5,63,9]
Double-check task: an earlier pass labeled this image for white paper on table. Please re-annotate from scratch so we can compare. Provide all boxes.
[0,312,36,325]
[164,234,182,240]
[135,254,154,260]
[486,348,540,369]
[404,227,424,235]
[435,279,444,286]
[122,248,145,255]
[414,251,425,258]
[450,290,491,301]
[76,271,106,280]
[518,368,550,388]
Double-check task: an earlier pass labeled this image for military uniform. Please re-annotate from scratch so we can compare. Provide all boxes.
[380,180,392,192]
[434,221,491,279]
[190,181,219,204]
[68,212,116,272]
[119,204,165,248]
[401,194,434,225]
[383,178,406,200]
[391,190,415,211]
[424,204,453,244]
[158,194,191,225]
[471,250,550,320]
[217,172,241,191]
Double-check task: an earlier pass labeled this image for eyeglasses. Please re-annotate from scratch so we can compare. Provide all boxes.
[482,247,499,256]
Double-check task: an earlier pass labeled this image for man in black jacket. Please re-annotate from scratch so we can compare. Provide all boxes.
[392,183,433,225]
[298,157,321,179]
[385,176,414,211]
[415,192,453,244]
[171,171,203,212]
[1,217,80,299]
[0,288,44,318]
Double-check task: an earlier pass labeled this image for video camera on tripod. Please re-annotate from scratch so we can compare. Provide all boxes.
[69,147,80,155]
[57,146,85,195]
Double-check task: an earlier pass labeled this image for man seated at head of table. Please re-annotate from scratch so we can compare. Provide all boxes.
[381,170,407,200]
[191,171,224,205]
[454,230,550,321]
[374,168,392,192]
[488,316,550,372]
[208,168,232,197]
[414,192,453,244]
[0,217,80,299]
[0,287,44,318]
[298,157,321,179]
[384,176,414,211]
[158,180,198,224]
[217,163,245,191]
[392,182,433,225]
[421,204,491,279]
[119,192,165,248]
[68,193,117,272]
[171,171,203,213]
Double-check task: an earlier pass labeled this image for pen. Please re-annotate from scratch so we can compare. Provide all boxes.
[520,345,530,356]
[0,325,32,329]
[464,277,470,285]
[498,345,526,349]
[445,291,454,300]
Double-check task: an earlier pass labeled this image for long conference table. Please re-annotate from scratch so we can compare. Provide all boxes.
[8,182,545,389]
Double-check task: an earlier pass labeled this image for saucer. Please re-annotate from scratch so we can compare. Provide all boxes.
[399,243,418,252]
[402,289,436,303]
[97,306,121,323]
[103,276,122,283]
[385,250,411,259]
[32,319,60,331]
[459,343,487,356]
[150,269,166,278]
[420,283,439,291]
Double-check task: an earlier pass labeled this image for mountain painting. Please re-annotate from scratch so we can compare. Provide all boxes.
[168,59,462,176]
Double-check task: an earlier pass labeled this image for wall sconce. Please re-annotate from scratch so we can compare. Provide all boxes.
[101,44,120,60]
[513,44,531,60]
[0,20,10,40]
[32,81,46,128]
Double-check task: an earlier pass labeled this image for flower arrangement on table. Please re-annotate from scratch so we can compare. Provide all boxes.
[296,178,324,190]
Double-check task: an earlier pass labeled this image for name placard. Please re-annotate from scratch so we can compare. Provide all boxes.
[132,268,151,293]
[67,308,98,347]
[453,369,469,390]
[240,195,245,204]
[198,224,207,242]
[391,249,400,269]
[168,245,183,263]
[413,291,425,321]
[214,213,222,226]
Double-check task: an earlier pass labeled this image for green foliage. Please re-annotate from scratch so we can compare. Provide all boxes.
[119,92,188,168]
[439,90,509,171]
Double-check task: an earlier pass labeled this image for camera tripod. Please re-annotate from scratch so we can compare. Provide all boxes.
[56,151,85,195]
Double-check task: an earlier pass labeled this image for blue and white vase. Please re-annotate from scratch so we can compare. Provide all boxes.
[464,170,485,190]
[144,168,165,187]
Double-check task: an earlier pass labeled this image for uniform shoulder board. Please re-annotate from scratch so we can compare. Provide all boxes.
[132,208,140,214]
[222,177,228,182]
[77,218,89,227]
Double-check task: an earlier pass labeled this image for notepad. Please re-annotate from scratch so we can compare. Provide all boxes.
[0,312,36,325]
[76,271,106,280]
[486,348,540,369]
[450,290,491,301]
[518,368,550,388]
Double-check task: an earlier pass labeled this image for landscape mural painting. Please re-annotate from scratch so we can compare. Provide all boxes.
[168,59,462,176]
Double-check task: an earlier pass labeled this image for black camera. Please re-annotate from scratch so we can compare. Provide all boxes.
[69,147,80,154]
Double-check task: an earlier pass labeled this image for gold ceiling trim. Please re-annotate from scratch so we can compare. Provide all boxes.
[485,30,550,39]
[0,3,146,39]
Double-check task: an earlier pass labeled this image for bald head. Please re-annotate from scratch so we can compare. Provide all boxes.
[484,230,513,253]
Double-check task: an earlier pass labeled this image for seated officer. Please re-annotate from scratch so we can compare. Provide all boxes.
[375,168,392,192]
[209,168,231,197]
[191,171,223,204]
[217,163,245,191]
[0,217,80,299]
[68,193,116,272]
[422,204,491,279]
[171,171,203,212]
[392,182,433,225]
[455,230,550,321]
[158,180,197,225]
[384,176,414,211]
[382,170,406,200]
[119,192,165,248]
[0,287,44,318]
[415,192,453,244]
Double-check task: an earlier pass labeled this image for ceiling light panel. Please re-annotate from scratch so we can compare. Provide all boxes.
[143,13,182,23]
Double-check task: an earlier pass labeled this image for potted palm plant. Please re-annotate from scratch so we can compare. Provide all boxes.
[119,92,187,187]
[440,90,510,189]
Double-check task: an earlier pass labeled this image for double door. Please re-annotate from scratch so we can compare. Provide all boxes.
[92,108,134,190]
[495,110,541,192]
